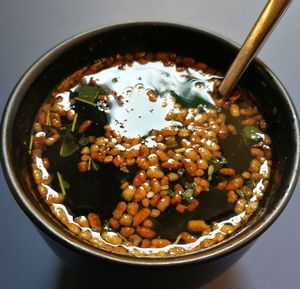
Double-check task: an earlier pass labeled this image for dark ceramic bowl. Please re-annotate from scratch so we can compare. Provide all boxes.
[1,22,300,271]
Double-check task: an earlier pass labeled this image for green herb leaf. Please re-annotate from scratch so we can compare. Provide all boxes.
[168,189,176,197]
[184,182,195,190]
[57,171,70,195]
[242,126,264,145]
[79,136,89,147]
[91,159,101,171]
[235,189,244,198]
[76,84,101,103]
[177,168,185,177]
[208,157,227,171]
[182,188,194,204]
[208,165,214,181]
[246,179,256,190]
[59,128,80,157]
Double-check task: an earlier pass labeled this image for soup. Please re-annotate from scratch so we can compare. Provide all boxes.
[29,52,271,256]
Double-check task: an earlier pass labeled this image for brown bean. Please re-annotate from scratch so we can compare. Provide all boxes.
[150,178,161,193]
[127,202,139,216]
[119,214,133,227]
[133,170,147,187]
[146,166,164,179]
[112,201,127,220]
[156,196,170,212]
[136,226,156,239]
[134,186,147,203]
[133,208,151,227]
[182,158,197,176]
[78,120,92,134]
[109,218,120,230]
[219,168,236,176]
[120,227,135,238]
[187,219,209,233]
[181,232,197,243]
[87,212,102,231]
[122,185,136,201]
[151,239,172,248]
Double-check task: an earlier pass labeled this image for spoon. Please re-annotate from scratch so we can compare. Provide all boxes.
[218,0,292,98]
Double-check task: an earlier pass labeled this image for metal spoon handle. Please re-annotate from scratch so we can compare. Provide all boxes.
[218,0,292,98]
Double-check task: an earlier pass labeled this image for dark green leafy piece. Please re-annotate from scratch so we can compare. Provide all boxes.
[246,179,256,190]
[235,189,244,198]
[168,189,176,197]
[57,171,70,195]
[242,126,264,145]
[182,188,194,204]
[208,157,227,171]
[75,84,110,104]
[60,128,80,157]
[79,136,89,147]
[208,165,214,181]
[76,84,101,103]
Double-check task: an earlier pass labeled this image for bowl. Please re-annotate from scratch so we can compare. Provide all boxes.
[1,22,300,271]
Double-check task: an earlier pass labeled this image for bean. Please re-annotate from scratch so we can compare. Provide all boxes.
[168,172,179,182]
[227,124,237,135]
[234,198,247,214]
[136,226,156,239]
[127,202,139,216]
[133,208,151,227]
[151,239,171,248]
[230,104,240,117]
[133,170,147,187]
[112,201,127,220]
[194,113,208,125]
[109,218,120,230]
[101,232,122,245]
[187,219,209,233]
[87,213,102,231]
[198,147,212,160]
[119,214,133,226]
[120,227,135,238]
[156,149,169,161]
[161,159,181,169]
[182,158,197,176]
[242,118,256,126]
[150,178,161,193]
[181,232,197,243]
[142,219,154,229]
[134,186,147,202]
[227,190,238,203]
[150,209,161,218]
[44,134,60,146]
[129,234,142,246]
[226,177,244,190]
[33,168,43,184]
[78,161,88,172]
[146,166,164,179]
[221,224,234,234]
[219,168,236,176]
[122,185,135,201]
[74,216,90,227]
[156,196,170,212]
[176,203,186,213]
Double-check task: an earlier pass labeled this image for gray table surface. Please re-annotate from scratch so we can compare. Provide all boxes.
[1,1,299,288]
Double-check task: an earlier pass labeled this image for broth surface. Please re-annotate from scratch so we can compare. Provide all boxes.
[29,52,271,256]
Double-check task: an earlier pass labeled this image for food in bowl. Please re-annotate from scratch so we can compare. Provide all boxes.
[29,51,271,257]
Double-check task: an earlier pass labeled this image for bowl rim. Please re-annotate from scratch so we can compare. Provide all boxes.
[1,21,300,266]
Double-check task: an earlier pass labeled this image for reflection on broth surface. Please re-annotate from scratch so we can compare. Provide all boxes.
[29,52,271,256]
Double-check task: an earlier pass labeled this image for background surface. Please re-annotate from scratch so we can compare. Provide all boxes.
[0,1,299,288]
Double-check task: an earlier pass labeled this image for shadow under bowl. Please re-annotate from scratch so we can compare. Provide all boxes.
[1,22,299,271]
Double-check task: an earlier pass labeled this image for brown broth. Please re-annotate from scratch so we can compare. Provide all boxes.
[30,53,271,256]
